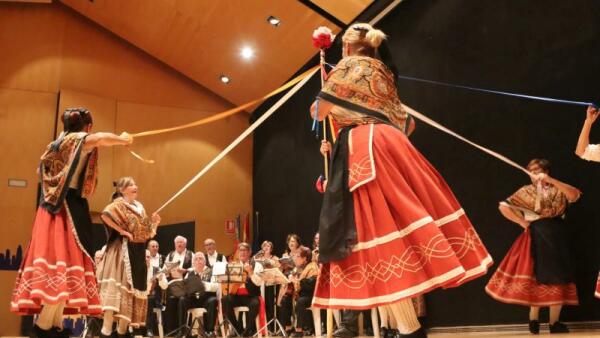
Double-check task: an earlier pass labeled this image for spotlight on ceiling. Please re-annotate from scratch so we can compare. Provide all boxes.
[220,75,230,84]
[267,15,281,27]
[240,46,254,60]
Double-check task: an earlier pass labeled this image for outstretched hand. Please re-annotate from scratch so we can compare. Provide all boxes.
[586,106,599,124]
[120,132,134,145]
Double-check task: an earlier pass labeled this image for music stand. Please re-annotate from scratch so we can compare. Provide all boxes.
[213,263,244,337]
[165,267,207,338]
[256,268,290,337]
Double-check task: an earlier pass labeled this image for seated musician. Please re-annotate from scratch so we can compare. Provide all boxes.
[221,242,263,337]
[164,235,194,332]
[166,235,193,280]
[279,246,318,336]
[277,234,302,333]
[176,252,218,337]
[145,249,168,337]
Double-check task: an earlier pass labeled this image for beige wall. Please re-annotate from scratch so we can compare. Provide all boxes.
[0,3,252,335]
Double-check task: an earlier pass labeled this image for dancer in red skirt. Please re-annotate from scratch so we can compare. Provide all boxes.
[485,158,580,334]
[311,23,492,338]
[11,108,132,337]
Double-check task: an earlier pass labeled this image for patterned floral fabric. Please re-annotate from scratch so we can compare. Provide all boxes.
[506,184,567,218]
[102,198,156,243]
[39,132,98,213]
[318,56,408,130]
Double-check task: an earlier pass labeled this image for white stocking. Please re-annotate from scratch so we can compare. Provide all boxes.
[389,299,420,334]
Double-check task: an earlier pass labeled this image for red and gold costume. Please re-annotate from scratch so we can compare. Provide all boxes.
[11,132,101,315]
[313,56,492,309]
[485,184,578,306]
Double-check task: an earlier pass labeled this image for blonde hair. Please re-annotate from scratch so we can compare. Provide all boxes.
[112,176,135,200]
[342,23,387,50]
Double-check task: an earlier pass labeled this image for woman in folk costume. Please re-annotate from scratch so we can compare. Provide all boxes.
[575,105,600,299]
[11,108,132,338]
[97,177,161,338]
[485,159,580,334]
[311,23,492,338]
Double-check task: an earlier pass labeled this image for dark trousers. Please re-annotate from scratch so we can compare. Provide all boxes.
[177,292,218,332]
[341,310,360,334]
[222,294,259,334]
[295,296,314,331]
[278,294,293,328]
[145,297,157,333]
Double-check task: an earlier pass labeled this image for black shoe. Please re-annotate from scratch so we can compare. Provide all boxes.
[242,329,256,337]
[291,332,303,337]
[32,325,52,338]
[400,327,427,338]
[380,327,389,338]
[205,332,217,338]
[332,327,357,338]
[54,327,73,338]
[529,320,540,334]
[549,322,569,334]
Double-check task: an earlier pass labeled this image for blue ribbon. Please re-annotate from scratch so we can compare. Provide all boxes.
[325,62,597,108]
[395,74,598,108]
[312,98,321,138]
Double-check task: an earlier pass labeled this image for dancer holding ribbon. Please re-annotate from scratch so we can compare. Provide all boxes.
[311,23,492,338]
[485,159,580,334]
[11,108,132,338]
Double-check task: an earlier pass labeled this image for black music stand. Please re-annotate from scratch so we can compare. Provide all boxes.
[214,263,244,337]
[165,275,207,338]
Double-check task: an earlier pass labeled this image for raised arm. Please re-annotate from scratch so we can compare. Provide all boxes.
[84,132,133,151]
[537,173,581,203]
[575,106,599,157]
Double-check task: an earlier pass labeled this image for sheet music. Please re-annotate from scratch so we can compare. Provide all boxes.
[258,268,289,286]
[212,261,226,276]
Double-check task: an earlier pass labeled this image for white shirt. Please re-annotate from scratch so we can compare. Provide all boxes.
[168,249,189,279]
[147,266,168,292]
[241,260,263,286]
[206,251,227,267]
[149,254,161,269]
[581,144,600,162]
[170,250,188,268]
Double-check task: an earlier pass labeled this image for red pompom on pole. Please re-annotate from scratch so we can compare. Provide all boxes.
[312,26,335,50]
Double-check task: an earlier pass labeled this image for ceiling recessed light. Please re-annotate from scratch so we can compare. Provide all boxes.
[220,75,230,84]
[267,15,281,27]
[240,46,254,60]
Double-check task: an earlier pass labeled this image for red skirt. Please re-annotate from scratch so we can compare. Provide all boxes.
[313,124,493,309]
[485,229,578,306]
[11,205,101,315]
